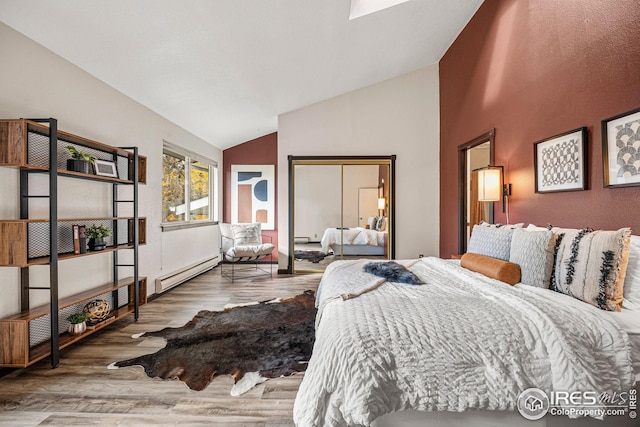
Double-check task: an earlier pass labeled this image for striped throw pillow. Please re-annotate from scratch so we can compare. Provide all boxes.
[550,228,631,311]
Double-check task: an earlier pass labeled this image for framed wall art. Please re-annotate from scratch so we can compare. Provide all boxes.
[534,127,588,193]
[93,159,119,178]
[602,107,640,188]
[231,164,275,230]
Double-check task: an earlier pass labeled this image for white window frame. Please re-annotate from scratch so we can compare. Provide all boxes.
[161,141,219,231]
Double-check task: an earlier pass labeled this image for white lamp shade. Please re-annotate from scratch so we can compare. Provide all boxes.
[378,197,386,210]
[477,168,502,201]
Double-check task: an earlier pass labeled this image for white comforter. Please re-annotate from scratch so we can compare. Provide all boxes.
[320,228,385,253]
[293,257,635,427]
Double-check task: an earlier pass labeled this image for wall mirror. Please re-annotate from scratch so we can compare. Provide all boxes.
[289,156,395,273]
[458,130,495,254]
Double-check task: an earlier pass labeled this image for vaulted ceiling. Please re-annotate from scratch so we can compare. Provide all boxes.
[0,0,483,149]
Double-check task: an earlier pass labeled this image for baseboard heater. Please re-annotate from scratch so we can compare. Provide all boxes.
[155,256,219,293]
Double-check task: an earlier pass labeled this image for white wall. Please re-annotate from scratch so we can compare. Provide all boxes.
[278,65,440,269]
[0,23,222,318]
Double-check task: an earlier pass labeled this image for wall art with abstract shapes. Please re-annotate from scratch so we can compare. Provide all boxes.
[231,165,275,230]
[602,107,640,188]
[534,127,588,193]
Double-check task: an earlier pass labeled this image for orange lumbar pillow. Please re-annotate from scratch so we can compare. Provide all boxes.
[460,253,521,285]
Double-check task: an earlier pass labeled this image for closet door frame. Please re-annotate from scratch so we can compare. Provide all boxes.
[288,155,396,274]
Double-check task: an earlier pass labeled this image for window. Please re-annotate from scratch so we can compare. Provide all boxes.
[162,145,218,228]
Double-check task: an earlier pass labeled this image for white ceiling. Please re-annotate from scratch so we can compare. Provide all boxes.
[0,0,483,149]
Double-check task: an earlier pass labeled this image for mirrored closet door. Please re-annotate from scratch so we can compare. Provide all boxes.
[289,156,395,273]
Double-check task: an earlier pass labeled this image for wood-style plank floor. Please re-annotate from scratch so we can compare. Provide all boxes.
[0,267,322,426]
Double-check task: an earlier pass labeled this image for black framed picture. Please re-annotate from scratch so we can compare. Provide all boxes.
[602,107,640,188]
[534,127,588,193]
[93,159,119,178]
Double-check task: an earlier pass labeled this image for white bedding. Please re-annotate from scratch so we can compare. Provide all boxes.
[294,257,635,427]
[320,227,385,253]
[605,308,640,379]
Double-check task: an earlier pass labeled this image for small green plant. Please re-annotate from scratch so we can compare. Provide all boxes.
[66,145,96,162]
[86,224,112,239]
[67,312,90,324]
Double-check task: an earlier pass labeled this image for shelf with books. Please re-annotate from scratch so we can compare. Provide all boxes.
[0,217,146,267]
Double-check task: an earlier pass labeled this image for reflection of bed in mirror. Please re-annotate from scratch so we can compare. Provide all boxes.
[321,217,387,256]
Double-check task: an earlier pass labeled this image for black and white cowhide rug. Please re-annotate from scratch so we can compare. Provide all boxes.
[109,290,316,395]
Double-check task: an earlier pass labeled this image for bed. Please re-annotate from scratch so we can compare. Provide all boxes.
[320,227,386,256]
[293,232,640,427]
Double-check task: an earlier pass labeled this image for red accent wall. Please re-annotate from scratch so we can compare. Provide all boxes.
[223,133,278,259]
[439,0,640,257]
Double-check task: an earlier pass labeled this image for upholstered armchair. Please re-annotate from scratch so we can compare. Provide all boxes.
[220,223,275,281]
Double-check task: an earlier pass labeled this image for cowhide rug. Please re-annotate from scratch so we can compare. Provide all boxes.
[109,290,316,395]
[294,250,328,263]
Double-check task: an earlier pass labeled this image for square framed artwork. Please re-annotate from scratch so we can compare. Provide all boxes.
[534,127,588,193]
[602,107,640,188]
[93,159,119,178]
[231,165,275,230]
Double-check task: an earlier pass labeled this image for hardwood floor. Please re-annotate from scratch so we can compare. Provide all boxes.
[0,267,322,426]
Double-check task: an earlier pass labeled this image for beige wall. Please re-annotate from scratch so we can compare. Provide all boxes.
[0,23,222,318]
[278,65,440,269]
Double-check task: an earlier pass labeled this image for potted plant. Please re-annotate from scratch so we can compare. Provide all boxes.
[86,224,112,251]
[67,312,90,336]
[66,145,96,174]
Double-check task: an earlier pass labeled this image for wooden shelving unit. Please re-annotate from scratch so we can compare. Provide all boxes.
[0,118,146,368]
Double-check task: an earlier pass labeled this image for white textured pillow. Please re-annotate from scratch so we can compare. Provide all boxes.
[623,235,640,308]
[551,228,631,311]
[231,223,262,245]
[509,229,554,288]
[467,223,523,261]
[526,224,549,231]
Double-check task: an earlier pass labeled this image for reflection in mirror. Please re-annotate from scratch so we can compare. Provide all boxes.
[290,158,394,273]
[467,142,491,242]
[293,164,342,271]
[458,130,494,254]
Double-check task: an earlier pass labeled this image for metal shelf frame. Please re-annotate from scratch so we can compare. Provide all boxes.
[17,118,141,368]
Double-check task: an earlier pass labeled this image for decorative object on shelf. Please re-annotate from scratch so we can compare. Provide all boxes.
[602,106,640,188]
[93,159,119,178]
[83,299,111,321]
[86,224,112,251]
[65,145,96,174]
[66,312,90,336]
[534,127,588,193]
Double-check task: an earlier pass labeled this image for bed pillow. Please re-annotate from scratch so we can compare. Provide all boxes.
[368,217,378,230]
[467,223,523,261]
[461,253,521,285]
[376,217,387,232]
[551,228,631,311]
[526,224,549,231]
[623,235,640,308]
[231,223,262,245]
[509,228,554,288]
